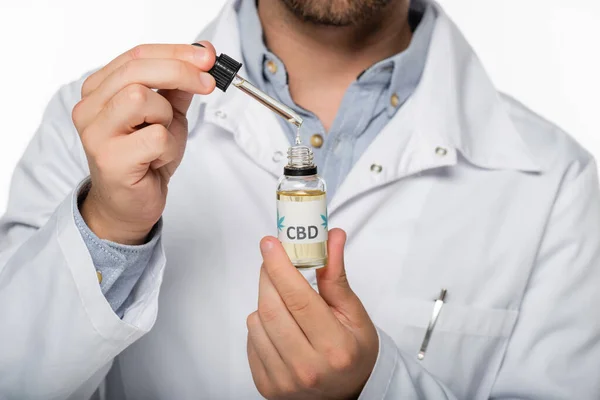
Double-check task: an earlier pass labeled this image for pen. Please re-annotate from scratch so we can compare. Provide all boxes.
[418,288,447,360]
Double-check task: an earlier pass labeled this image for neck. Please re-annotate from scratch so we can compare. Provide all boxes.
[258,0,412,131]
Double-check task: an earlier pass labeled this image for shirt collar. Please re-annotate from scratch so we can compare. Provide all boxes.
[237,0,435,118]
[358,1,435,117]
[237,0,274,92]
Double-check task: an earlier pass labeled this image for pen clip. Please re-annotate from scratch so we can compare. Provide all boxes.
[418,289,447,360]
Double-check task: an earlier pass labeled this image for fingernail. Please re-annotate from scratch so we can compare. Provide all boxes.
[191,43,205,48]
[191,45,208,64]
[199,72,215,88]
[260,239,274,254]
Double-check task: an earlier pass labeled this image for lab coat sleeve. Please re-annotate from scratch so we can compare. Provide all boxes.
[0,80,167,399]
[489,159,600,399]
[358,327,458,399]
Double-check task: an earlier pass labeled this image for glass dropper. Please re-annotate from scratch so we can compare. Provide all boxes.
[231,76,303,129]
[194,44,303,129]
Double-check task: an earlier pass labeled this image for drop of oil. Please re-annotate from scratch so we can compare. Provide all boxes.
[295,125,302,145]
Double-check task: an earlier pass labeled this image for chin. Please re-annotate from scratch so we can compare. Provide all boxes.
[281,0,394,26]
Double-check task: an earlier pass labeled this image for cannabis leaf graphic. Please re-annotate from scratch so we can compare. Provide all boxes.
[277,210,285,232]
[321,213,328,229]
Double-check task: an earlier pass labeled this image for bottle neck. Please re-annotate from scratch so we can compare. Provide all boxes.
[287,145,313,167]
[284,145,317,176]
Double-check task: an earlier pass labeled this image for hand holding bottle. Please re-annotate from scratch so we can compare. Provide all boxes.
[247,228,379,399]
[72,42,217,244]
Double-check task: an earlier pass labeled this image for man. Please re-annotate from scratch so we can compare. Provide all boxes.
[0,0,599,398]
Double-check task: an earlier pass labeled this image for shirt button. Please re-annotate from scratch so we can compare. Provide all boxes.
[370,164,383,173]
[266,60,278,74]
[390,93,400,108]
[96,271,102,283]
[435,147,448,156]
[310,134,324,148]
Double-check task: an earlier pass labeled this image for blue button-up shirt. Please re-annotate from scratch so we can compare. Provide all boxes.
[239,0,434,198]
[79,0,436,314]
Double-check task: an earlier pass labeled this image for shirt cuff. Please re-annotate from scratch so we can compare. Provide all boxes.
[72,178,162,316]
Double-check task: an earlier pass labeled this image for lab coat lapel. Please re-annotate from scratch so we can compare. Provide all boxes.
[327,97,458,216]
[329,2,545,216]
[413,6,545,173]
[200,90,291,179]
[189,0,290,179]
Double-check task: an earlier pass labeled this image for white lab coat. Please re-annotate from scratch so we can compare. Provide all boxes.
[1,1,599,399]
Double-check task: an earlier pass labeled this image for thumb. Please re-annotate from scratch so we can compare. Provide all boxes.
[316,228,357,309]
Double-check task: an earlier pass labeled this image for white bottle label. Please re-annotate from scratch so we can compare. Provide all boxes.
[277,198,328,244]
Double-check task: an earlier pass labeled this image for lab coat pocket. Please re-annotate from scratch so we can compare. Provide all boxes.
[374,298,518,399]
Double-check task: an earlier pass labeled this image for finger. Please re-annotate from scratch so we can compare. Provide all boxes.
[247,336,295,400]
[316,229,354,305]
[158,43,217,117]
[106,124,179,178]
[260,237,344,349]
[82,41,216,98]
[257,265,315,361]
[78,58,216,129]
[246,311,289,375]
[157,88,193,123]
[78,84,173,142]
[247,336,271,395]
[190,41,216,55]
[316,229,370,327]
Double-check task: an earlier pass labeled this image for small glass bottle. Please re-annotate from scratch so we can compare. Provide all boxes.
[276,145,328,269]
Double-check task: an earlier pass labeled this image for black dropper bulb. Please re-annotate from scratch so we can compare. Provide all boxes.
[192,43,242,92]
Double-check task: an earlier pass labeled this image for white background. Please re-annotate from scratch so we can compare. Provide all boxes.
[0,0,599,212]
